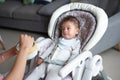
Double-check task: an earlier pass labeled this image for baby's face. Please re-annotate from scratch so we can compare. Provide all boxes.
[61,21,79,39]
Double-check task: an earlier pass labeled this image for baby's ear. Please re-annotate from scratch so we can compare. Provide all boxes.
[76,28,80,34]
[76,32,79,35]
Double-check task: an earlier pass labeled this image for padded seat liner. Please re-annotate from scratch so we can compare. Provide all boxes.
[54,10,96,49]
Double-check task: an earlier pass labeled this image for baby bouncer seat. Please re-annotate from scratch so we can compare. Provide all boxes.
[27,2,111,80]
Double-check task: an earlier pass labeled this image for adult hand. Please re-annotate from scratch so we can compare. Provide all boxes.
[19,34,34,54]
[4,34,35,80]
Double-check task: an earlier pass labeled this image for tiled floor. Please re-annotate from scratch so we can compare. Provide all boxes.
[100,48,120,80]
[0,28,120,80]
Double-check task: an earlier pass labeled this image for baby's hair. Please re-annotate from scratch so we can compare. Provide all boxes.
[59,15,80,29]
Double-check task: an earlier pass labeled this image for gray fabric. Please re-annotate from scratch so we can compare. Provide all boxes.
[38,0,70,16]
[0,1,23,18]
[13,4,43,20]
[0,0,70,33]
[0,16,50,33]
[79,0,120,17]
[103,0,120,17]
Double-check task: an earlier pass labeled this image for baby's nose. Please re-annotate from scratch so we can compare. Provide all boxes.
[64,28,68,31]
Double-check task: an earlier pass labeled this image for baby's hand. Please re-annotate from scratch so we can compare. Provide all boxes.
[36,57,44,66]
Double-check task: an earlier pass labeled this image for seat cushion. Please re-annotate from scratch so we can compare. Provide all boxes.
[0,1,23,18]
[80,0,120,17]
[38,0,70,16]
[13,4,43,20]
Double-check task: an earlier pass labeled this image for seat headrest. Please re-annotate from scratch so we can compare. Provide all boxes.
[53,10,96,50]
[48,3,108,50]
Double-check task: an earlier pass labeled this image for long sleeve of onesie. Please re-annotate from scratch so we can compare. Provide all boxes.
[36,37,53,58]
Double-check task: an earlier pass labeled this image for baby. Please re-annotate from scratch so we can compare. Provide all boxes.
[26,15,81,80]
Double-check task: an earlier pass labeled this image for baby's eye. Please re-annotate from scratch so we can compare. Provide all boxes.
[67,27,71,30]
